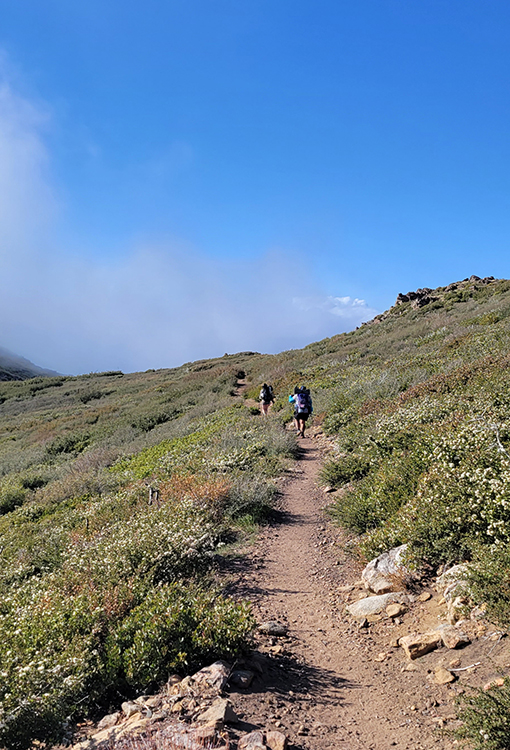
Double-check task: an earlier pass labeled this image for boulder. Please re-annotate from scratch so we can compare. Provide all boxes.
[238,731,266,750]
[96,712,120,731]
[361,545,409,594]
[347,592,409,620]
[266,730,288,750]
[121,701,141,719]
[197,698,238,728]
[259,621,288,636]
[399,631,442,660]
[192,661,231,692]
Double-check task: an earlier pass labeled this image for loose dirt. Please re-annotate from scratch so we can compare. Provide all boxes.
[222,403,510,750]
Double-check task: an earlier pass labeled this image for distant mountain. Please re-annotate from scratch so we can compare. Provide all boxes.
[0,347,60,381]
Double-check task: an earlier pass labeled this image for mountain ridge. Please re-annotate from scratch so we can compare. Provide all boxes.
[0,346,60,382]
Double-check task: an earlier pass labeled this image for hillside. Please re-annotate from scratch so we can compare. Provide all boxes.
[2,274,510,749]
[0,346,60,382]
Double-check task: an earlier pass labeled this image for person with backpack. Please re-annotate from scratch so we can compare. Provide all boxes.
[289,385,313,437]
[259,383,275,415]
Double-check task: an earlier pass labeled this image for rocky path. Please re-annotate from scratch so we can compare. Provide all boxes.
[227,431,458,750]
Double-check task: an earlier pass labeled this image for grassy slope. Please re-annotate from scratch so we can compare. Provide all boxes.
[2,276,510,746]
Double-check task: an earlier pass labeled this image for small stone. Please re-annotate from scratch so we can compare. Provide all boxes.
[418,591,432,602]
[179,675,193,691]
[361,545,410,594]
[347,592,409,619]
[238,730,266,750]
[259,621,288,636]
[402,662,419,672]
[97,712,120,731]
[269,645,284,655]
[434,666,455,685]
[297,724,308,735]
[386,603,407,618]
[121,702,141,719]
[266,729,288,750]
[484,678,505,691]
[449,658,462,668]
[230,669,254,688]
[399,632,442,660]
[374,652,387,662]
[197,698,238,728]
[143,696,162,709]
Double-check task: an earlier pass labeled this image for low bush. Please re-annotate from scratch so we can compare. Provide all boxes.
[466,546,510,627]
[46,433,90,457]
[226,475,278,522]
[320,454,372,488]
[455,679,510,749]
[0,581,253,750]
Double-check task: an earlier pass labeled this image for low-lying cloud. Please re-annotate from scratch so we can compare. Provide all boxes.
[0,72,378,375]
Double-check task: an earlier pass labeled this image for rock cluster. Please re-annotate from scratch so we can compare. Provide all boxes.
[395,276,497,311]
[72,650,290,750]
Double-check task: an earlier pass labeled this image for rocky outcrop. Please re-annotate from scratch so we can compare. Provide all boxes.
[361,545,409,594]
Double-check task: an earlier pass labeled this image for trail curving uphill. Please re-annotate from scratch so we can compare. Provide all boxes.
[228,430,457,750]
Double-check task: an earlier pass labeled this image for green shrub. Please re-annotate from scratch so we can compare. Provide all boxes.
[0,478,26,514]
[320,454,372,488]
[46,433,90,457]
[467,545,510,627]
[132,410,179,432]
[79,389,104,403]
[455,679,510,749]
[0,581,253,750]
[112,584,255,688]
[226,476,278,522]
[330,451,426,535]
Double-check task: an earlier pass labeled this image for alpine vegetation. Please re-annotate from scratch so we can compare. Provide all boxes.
[3,275,510,747]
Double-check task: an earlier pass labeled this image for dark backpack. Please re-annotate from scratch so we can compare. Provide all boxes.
[295,391,310,413]
[261,385,272,402]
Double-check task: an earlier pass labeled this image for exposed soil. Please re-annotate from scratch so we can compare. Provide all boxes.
[222,398,510,749]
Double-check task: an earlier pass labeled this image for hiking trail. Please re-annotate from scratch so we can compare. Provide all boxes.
[226,387,457,748]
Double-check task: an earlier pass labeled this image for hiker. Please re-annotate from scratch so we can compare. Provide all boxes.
[259,383,275,415]
[289,386,312,437]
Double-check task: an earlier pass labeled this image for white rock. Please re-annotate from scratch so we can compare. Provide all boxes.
[436,564,469,597]
[361,545,409,594]
[347,592,409,619]
[192,661,231,691]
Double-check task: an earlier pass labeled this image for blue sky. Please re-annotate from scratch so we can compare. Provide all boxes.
[0,1,509,373]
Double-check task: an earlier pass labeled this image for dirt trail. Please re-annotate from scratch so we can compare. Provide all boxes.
[226,422,458,750]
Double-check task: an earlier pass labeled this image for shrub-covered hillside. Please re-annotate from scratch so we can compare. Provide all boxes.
[2,273,510,747]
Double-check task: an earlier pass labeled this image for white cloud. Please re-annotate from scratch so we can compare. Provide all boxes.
[0,72,378,375]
